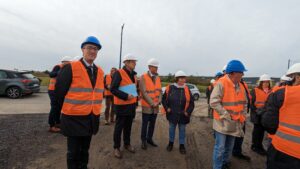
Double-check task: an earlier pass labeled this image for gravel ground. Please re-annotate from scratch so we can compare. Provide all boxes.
[0,98,266,169]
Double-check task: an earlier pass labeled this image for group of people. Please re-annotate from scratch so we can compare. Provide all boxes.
[206,60,300,169]
[47,36,195,169]
[47,36,300,169]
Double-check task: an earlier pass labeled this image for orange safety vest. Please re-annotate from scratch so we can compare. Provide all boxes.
[272,85,300,159]
[254,87,271,108]
[213,76,247,123]
[162,84,191,112]
[272,85,285,93]
[114,69,138,105]
[104,74,112,96]
[140,73,162,108]
[61,61,104,116]
[48,64,63,90]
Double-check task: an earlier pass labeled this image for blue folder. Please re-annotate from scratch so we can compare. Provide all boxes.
[118,84,138,97]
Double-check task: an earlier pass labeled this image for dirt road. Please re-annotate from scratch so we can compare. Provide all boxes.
[0,96,266,169]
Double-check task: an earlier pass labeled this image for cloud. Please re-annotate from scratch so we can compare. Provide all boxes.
[0,0,299,77]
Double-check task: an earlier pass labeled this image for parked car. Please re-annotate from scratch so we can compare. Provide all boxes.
[0,69,40,98]
[162,83,201,100]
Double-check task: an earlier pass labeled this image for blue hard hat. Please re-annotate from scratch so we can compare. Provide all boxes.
[81,36,102,50]
[215,72,223,77]
[225,60,247,73]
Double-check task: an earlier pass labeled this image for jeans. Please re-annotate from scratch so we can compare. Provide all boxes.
[141,113,157,141]
[169,122,186,144]
[213,131,236,169]
[67,136,92,169]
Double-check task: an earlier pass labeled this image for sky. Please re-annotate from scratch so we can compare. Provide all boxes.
[0,0,300,77]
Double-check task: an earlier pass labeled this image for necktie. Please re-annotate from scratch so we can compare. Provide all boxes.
[88,66,93,79]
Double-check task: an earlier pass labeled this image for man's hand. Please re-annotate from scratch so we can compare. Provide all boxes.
[152,102,159,108]
[128,94,135,100]
[184,112,189,117]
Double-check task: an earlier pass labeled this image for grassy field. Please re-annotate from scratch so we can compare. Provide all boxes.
[37,76,50,86]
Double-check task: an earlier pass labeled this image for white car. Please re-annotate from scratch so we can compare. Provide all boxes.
[162,83,201,100]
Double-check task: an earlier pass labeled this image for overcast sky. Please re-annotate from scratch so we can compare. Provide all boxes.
[0,0,299,77]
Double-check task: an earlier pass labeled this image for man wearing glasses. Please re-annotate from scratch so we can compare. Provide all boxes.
[55,36,104,169]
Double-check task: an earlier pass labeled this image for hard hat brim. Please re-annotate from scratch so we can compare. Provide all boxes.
[81,42,102,50]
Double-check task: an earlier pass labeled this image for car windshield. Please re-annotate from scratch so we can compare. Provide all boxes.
[21,73,35,79]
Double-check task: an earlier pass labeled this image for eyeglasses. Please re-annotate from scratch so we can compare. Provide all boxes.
[83,46,99,51]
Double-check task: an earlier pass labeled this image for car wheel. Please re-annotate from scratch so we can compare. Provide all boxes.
[6,87,22,99]
[193,94,200,101]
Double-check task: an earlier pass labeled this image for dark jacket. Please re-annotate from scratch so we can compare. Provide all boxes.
[55,59,100,137]
[49,65,61,78]
[261,88,285,135]
[261,81,293,134]
[206,84,213,104]
[110,67,138,116]
[162,84,195,124]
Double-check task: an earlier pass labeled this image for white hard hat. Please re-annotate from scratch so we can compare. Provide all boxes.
[147,58,159,67]
[280,75,292,81]
[222,65,227,72]
[175,70,187,77]
[259,74,271,81]
[286,63,300,77]
[73,56,81,61]
[210,79,215,84]
[61,56,73,62]
[123,53,137,63]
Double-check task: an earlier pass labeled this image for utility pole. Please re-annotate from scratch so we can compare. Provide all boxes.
[119,23,125,69]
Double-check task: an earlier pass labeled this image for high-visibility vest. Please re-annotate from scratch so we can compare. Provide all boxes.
[213,76,247,123]
[272,85,300,159]
[104,74,112,96]
[140,73,162,108]
[254,87,271,108]
[162,84,191,112]
[61,61,104,116]
[48,64,63,91]
[114,69,138,105]
[272,85,284,93]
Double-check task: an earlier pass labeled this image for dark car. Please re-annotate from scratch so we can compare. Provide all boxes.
[0,69,40,98]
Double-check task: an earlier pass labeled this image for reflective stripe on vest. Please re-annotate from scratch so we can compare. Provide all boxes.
[162,84,191,112]
[272,85,300,159]
[213,76,247,122]
[140,73,162,108]
[61,61,104,116]
[104,74,113,96]
[114,69,138,105]
[254,88,270,108]
[48,64,62,90]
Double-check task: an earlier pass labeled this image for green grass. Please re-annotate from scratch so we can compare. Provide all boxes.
[37,76,50,86]
[196,85,207,93]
